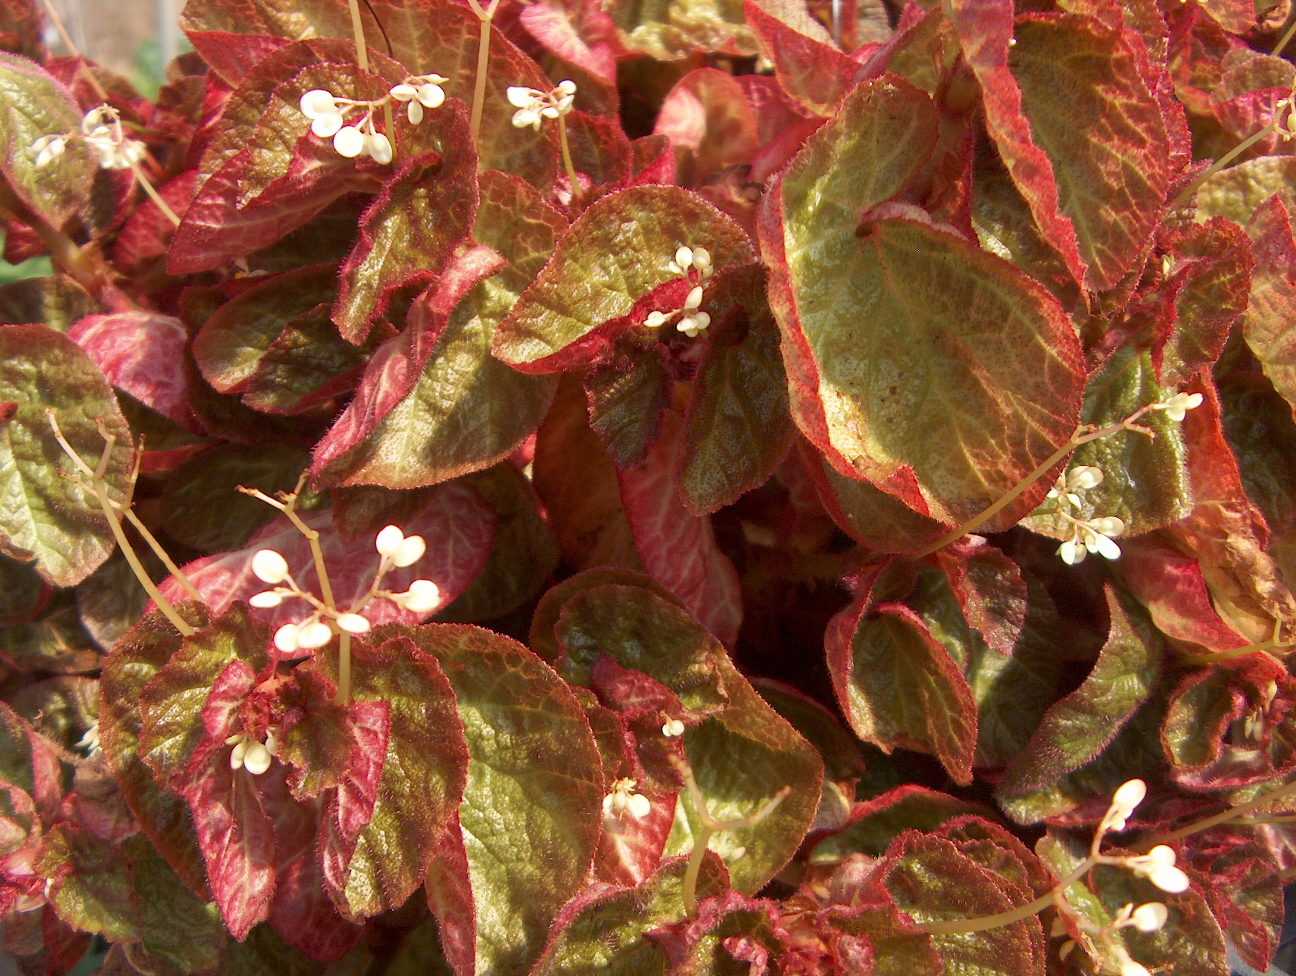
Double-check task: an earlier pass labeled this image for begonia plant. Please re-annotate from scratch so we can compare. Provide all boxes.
[1,0,1296,970]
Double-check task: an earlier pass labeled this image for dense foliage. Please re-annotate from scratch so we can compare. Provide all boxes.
[1,0,1295,971]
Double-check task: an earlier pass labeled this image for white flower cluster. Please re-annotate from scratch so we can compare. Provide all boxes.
[249,524,442,654]
[1149,390,1204,422]
[298,74,447,165]
[1096,779,1191,893]
[644,246,715,337]
[226,727,279,775]
[388,74,449,124]
[76,722,102,760]
[1045,465,1125,565]
[507,80,576,130]
[29,105,147,171]
[603,777,651,820]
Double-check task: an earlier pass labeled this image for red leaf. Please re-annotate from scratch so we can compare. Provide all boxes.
[424,811,475,976]
[617,411,742,646]
[67,313,199,433]
[1120,538,1249,653]
[111,170,199,278]
[654,68,760,185]
[519,1,617,84]
[933,541,1027,657]
[319,700,389,908]
[744,0,857,116]
[950,0,1085,287]
[156,487,496,655]
[185,758,276,940]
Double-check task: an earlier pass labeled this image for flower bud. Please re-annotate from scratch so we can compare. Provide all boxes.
[249,590,284,608]
[297,620,334,649]
[252,549,290,584]
[336,612,372,634]
[299,89,338,118]
[1131,902,1167,932]
[400,579,441,613]
[334,125,365,158]
[243,741,273,775]
[274,623,300,653]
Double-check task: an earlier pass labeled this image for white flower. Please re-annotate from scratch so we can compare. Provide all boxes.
[1151,391,1204,422]
[1119,960,1152,976]
[1104,779,1146,833]
[390,578,441,613]
[602,778,651,819]
[662,718,685,737]
[80,106,146,170]
[1126,845,1190,893]
[300,89,339,119]
[644,310,668,328]
[76,722,101,759]
[677,312,710,338]
[29,134,66,168]
[365,129,393,165]
[376,525,426,568]
[683,285,703,310]
[668,244,714,280]
[507,80,576,130]
[252,549,291,584]
[1058,515,1124,565]
[390,75,447,124]
[333,125,366,158]
[249,589,285,608]
[273,617,332,653]
[226,729,278,775]
[1130,902,1168,932]
[336,612,371,634]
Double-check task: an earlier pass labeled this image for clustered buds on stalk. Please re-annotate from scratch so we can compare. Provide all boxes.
[226,728,279,775]
[602,778,651,820]
[507,80,576,130]
[644,246,715,337]
[1044,465,1126,565]
[388,74,449,124]
[30,104,148,171]
[247,525,443,654]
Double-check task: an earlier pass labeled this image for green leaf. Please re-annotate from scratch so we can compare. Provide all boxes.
[191,264,341,394]
[0,51,94,227]
[663,658,823,895]
[1000,586,1162,793]
[436,465,560,623]
[1025,343,1192,538]
[611,0,754,61]
[391,623,603,976]
[531,853,730,976]
[138,603,272,793]
[1193,154,1296,227]
[678,265,794,514]
[555,583,729,714]
[811,785,989,862]
[881,833,1044,976]
[1240,196,1296,424]
[320,634,469,919]
[529,567,682,664]
[494,185,754,370]
[38,823,141,943]
[826,590,978,785]
[584,349,671,469]
[98,605,212,898]
[1007,14,1171,290]
[159,443,315,553]
[762,77,1084,525]
[129,834,226,975]
[0,324,133,587]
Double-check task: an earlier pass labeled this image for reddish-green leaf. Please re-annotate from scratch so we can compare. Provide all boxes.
[811,785,989,862]
[0,52,94,228]
[826,579,979,784]
[653,68,760,185]
[0,324,133,587]
[1006,14,1171,290]
[392,623,603,976]
[494,185,754,372]
[744,0,856,116]
[37,823,141,943]
[1241,196,1296,423]
[761,76,1084,526]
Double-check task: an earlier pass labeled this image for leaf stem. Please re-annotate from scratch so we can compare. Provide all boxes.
[347,0,370,71]
[126,158,180,227]
[1171,117,1281,211]
[1140,777,1296,848]
[918,858,1095,935]
[47,411,194,637]
[1274,13,1296,56]
[914,407,1158,559]
[0,184,106,298]
[558,115,581,207]
[670,753,790,915]
[466,0,500,146]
